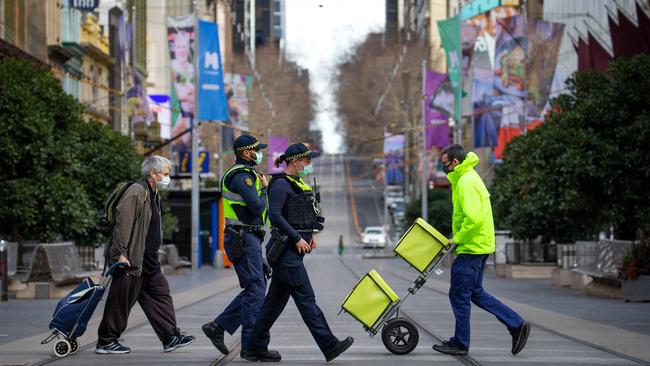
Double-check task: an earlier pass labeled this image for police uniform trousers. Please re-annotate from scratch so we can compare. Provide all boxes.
[247,260,338,353]
[215,232,266,350]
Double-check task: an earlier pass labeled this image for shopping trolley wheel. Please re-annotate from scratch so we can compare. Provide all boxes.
[53,339,71,358]
[382,317,419,355]
[69,339,79,355]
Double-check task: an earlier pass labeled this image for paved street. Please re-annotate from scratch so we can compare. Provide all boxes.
[1,155,649,366]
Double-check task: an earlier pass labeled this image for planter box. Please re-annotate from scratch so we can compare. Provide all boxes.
[622,275,650,302]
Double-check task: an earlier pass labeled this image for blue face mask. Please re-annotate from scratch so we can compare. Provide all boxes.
[299,162,313,177]
[254,151,263,165]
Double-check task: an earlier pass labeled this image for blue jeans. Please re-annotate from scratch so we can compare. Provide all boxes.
[449,254,524,350]
[215,232,266,350]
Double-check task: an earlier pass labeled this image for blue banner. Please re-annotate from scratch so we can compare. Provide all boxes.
[197,20,228,121]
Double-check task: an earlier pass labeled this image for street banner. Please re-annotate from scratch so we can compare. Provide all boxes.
[179,150,209,174]
[119,14,151,128]
[197,20,228,121]
[438,16,462,122]
[222,73,253,150]
[127,70,151,127]
[148,95,172,139]
[526,19,564,122]
[384,134,405,186]
[493,14,527,158]
[466,5,520,149]
[167,15,195,157]
[423,69,451,150]
[268,135,289,174]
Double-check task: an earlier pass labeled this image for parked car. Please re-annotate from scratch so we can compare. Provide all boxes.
[361,226,387,248]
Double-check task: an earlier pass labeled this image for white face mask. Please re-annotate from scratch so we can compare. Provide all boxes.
[156,175,171,190]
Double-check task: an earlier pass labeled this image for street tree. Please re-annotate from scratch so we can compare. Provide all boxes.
[493,54,650,242]
[0,58,140,246]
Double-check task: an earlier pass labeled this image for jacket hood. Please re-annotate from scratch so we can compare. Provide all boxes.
[447,152,479,184]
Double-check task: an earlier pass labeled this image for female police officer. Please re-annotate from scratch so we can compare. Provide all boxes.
[244,143,354,363]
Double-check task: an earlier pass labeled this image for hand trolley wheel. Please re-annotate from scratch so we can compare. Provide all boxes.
[381,317,419,355]
[69,339,80,355]
[53,339,71,357]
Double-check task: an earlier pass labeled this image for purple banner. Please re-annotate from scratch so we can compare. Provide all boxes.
[423,69,451,150]
[267,135,289,174]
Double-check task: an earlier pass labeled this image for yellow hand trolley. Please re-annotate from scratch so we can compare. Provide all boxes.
[340,218,454,354]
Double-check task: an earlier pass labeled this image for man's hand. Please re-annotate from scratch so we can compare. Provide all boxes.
[117,255,131,267]
[448,239,455,247]
[309,237,318,251]
[258,173,268,187]
[296,239,311,254]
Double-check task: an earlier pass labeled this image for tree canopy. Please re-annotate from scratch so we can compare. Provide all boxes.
[0,58,140,245]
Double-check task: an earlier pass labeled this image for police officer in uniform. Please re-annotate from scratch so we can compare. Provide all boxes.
[245,143,354,363]
[202,135,278,360]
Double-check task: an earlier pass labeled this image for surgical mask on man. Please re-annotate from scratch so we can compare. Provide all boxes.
[254,151,264,165]
[298,161,313,177]
[157,175,171,190]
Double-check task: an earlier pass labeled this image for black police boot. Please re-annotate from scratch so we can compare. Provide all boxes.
[511,321,531,355]
[432,340,468,356]
[244,349,281,362]
[324,336,354,362]
[202,322,229,355]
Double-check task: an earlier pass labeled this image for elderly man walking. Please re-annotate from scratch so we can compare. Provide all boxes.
[96,156,195,354]
[432,144,530,356]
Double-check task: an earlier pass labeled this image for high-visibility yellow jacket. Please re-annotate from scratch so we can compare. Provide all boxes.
[447,152,495,255]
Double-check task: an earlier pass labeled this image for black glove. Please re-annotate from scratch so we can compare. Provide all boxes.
[261,256,273,280]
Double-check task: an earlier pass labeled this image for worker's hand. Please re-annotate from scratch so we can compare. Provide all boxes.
[117,255,131,267]
[296,239,311,254]
[258,173,269,187]
[448,239,455,247]
[309,237,318,251]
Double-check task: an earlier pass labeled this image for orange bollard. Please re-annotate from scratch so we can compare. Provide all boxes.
[218,197,233,268]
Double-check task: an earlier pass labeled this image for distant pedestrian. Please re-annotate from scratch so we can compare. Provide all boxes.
[432,144,530,357]
[96,156,195,354]
[338,235,345,256]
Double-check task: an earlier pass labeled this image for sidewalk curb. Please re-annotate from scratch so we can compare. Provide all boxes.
[0,272,239,366]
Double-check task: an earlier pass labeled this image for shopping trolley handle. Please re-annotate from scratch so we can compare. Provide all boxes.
[105,261,132,277]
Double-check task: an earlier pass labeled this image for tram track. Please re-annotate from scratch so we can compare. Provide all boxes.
[377,263,650,366]
[35,281,241,366]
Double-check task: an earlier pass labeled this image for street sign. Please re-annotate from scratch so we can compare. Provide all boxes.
[69,0,100,11]
[179,150,209,174]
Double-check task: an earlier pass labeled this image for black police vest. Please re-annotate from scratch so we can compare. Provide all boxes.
[269,174,320,231]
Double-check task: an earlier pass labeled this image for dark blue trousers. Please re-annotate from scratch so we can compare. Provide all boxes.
[215,233,266,350]
[248,262,338,353]
[449,254,524,350]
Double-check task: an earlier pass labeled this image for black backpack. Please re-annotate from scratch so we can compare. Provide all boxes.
[98,181,143,236]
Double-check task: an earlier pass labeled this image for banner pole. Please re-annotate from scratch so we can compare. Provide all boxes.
[421,59,428,223]
[191,2,200,271]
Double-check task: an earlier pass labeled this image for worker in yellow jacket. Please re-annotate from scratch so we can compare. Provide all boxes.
[432,144,530,357]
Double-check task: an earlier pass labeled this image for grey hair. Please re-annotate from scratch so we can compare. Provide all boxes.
[141,155,172,177]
